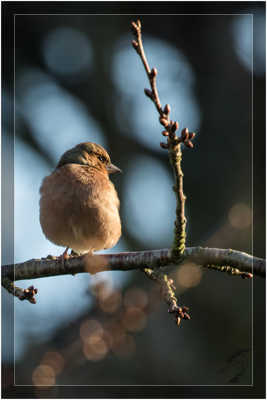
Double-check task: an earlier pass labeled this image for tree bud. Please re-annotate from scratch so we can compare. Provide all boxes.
[144,88,153,98]
[159,117,169,127]
[150,68,158,78]
[164,104,171,115]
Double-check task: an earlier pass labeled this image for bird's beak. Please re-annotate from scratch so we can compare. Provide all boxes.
[106,163,122,174]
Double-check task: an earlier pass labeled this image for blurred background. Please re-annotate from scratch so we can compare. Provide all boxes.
[2,6,265,397]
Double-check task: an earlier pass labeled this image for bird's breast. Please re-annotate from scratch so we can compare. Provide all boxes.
[39,164,121,253]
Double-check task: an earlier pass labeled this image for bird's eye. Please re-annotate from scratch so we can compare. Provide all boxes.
[97,155,106,163]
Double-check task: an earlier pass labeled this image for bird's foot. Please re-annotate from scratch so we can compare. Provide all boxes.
[59,247,70,265]
[70,249,80,257]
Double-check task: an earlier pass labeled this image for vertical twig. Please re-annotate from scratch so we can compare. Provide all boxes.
[131,20,195,261]
[131,19,196,324]
[143,268,190,326]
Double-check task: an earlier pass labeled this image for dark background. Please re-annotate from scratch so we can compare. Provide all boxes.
[2,1,265,398]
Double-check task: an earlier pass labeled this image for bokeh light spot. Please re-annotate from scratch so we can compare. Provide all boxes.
[43,27,93,77]
[80,319,109,361]
[123,287,148,310]
[111,333,136,359]
[232,14,265,76]
[121,306,147,332]
[41,351,65,375]
[83,337,108,361]
[90,275,114,299]
[113,34,195,96]
[32,364,56,386]
[176,263,202,289]
[228,203,252,229]
[17,68,107,163]
[106,320,125,342]
[98,289,122,314]
[80,319,103,343]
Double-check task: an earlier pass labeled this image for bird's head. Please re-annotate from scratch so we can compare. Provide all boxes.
[57,142,121,174]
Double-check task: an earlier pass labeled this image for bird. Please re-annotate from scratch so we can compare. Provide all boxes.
[39,142,122,258]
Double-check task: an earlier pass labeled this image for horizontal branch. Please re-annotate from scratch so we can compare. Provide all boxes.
[1,247,265,284]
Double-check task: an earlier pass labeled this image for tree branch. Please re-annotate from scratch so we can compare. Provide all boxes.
[2,247,264,286]
[3,20,264,317]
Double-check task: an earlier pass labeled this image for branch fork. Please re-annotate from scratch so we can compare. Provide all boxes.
[130,19,255,325]
[131,19,199,324]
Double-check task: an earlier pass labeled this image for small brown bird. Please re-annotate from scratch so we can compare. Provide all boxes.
[39,142,121,256]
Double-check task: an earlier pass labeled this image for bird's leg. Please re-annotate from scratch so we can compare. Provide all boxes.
[59,247,69,265]
[70,249,80,257]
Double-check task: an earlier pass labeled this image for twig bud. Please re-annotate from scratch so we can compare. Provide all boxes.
[160,142,169,149]
[150,68,158,78]
[161,130,169,137]
[164,104,171,115]
[144,88,153,99]
[181,128,189,140]
[132,40,139,50]
[131,21,138,30]
[131,21,138,36]
[171,121,179,133]
[189,132,196,139]
[183,312,190,320]
[185,141,194,148]
[241,272,253,279]
[159,117,169,127]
